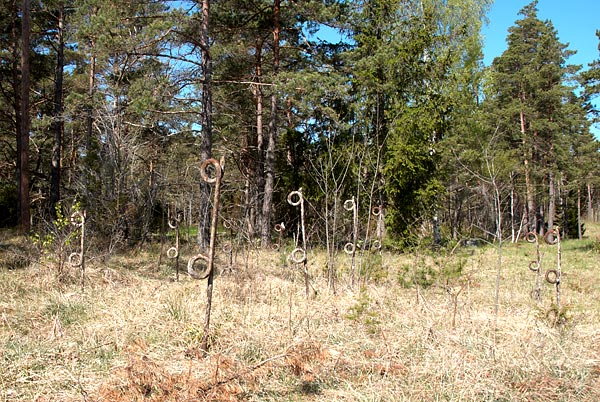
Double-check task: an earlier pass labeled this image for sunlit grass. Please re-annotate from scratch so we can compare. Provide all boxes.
[1,223,600,400]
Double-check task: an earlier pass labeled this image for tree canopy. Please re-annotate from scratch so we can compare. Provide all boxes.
[1,0,598,250]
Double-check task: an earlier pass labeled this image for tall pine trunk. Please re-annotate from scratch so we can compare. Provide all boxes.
[50,3,65,216]
[547,172,555,230]
[577,187,582,239]
[18,0,31,233]
[261,0,280,244]
[253,40,264,240]
[520,109,536,233]
[86,45,95,166]
[197,0,212,248]
[587,182,594,221]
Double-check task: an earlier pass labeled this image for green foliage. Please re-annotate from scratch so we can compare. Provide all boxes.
[561,197,586,239]
[359,252,386,282]
[43,297,88,326]
[345,288,381,334]
[0,183,18,228]
[162,291,188,321]
[1,0,596,257]
[31,201,82,254]
[396,254,465,289]
[397,263,438,289]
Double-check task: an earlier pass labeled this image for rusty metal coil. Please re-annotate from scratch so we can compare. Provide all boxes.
[70,211,85,227]
[271,243,280,251]
[168,217,180,230]
[287,190,303,206]
[167,247,178,259]
[290,247,306,263]
[343,199,355,211]
[528,260,540,272]
[372,206,381,216]
[545,269,559,284]
[222,242,232,253]
[274,222,285,232]
[68,252,82,267]
[344,242,355,255]
[223,219,233,229]
[525,232,537,243]
[200,158,222,184]
[187,253,210,279]
[371,240,381,250]
[544,229,558,245]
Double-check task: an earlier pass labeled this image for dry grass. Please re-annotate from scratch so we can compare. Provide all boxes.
[2,225,600,401]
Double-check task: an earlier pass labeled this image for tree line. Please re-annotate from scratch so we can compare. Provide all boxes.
[1,0,599,253]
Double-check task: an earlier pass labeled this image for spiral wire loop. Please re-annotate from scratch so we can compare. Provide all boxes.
[222,242,232,253]
[187,156,224,280]
[274,222,285,232]
[526,226,562,307]
[187,253,210,279]
[167,247,178,259]
[343,199,355,211]
[344,242,355,255]
[290,247,306,264]
[68,252,83,267]
[371,240,381,250]
[372,206,381,216]
[545,269,559,284]
[167,212,181,284]
[168,216,180,230]
[68,210,86,289]
[287,190,303,206]
[70,211,85,228]
[525,232,537,243]
[287,188,311,297]
[544,229,558,245]
[200,158,223,184]
[528,260,540,272]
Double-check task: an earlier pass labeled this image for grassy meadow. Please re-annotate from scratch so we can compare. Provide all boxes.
[1,224,600,401]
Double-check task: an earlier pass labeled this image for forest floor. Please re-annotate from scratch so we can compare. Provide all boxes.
[1,224,600,401]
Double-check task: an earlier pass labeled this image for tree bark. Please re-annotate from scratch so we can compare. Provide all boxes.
[547,172,555,230]
[510,171,516,242]
[50,3,65,216]
[18,0,31,233]
[260,0,280,244]
[86,43,95,161]
[520,109,536,233]
[254,40,264,240]
[587,182,594,222]
[197,0,212,248]
[577,187,582,239]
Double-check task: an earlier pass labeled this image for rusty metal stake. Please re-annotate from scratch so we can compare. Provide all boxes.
[167,213,181,281]
[288,189,309,298]
[197,156,225,355]
[69,210,86,291]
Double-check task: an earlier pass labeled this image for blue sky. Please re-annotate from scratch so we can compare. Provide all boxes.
[481,1,600,137]
[481,0,600,68]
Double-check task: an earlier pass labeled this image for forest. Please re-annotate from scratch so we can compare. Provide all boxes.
[3,0,600,400]
[2,0,600,252]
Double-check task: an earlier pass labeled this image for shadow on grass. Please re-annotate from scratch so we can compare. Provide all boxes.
[247,378,328,401]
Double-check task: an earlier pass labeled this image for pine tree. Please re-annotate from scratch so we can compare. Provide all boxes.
[487,0,581,235]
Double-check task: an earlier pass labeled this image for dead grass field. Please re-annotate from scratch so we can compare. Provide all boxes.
[1,224,600,401]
